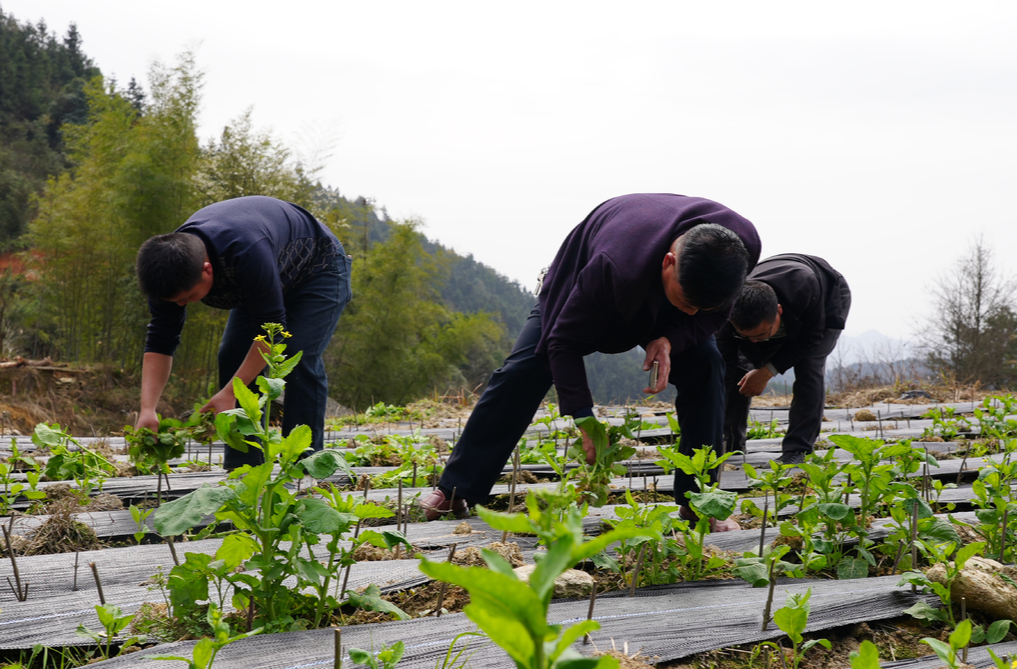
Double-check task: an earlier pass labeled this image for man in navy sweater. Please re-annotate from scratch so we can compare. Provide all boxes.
[717,254,850,465]
[135,196,352,469]
[421,193,761,531]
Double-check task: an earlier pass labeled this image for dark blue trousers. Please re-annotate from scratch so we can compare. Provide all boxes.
[220,252,351,469]
[439,303,726,507]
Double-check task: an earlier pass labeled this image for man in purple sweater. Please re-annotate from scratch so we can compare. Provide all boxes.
[422,193,761,530]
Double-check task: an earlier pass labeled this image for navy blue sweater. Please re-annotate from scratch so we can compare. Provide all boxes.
[145,196,340,356]
[536,194,761,416]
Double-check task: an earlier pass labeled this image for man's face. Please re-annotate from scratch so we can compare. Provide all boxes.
[735,305,783,342]
[661,244,699,316]
[167,261,214,307]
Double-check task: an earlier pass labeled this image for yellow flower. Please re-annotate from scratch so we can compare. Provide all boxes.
[282,331,292,338]
[254,335,266,342]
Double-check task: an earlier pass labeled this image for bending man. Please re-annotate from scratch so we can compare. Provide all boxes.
[717,253,851,465]
[421,193,761,531]
[135,195,352,469]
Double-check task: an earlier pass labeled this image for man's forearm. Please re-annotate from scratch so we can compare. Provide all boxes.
[140,352,173,413]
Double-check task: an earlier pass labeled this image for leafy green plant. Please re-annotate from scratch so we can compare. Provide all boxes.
[898,540,1001,635]
[922,406,973,441]
[154,323,376,632]
[752,588,830,669]
[747,418,785,440]
[921,618,972,669]
[419,493,656,669]
[742,460,797,527]
[848,640,881,669]
[75,604,144,661]
[0,441,46,516]
[603,489,687,585]
[655,444,739,579]
[348,640,406,669]
[35,423,118,496]
[130,504,154,544]
[733,544,801,587]
[570,415,644,506]
[124,415,189,477]
[145,602,261,668]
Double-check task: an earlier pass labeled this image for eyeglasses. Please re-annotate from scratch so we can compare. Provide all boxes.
[733,320,779,343]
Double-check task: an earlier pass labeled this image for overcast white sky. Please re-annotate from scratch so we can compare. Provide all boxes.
[6,1,1016,343]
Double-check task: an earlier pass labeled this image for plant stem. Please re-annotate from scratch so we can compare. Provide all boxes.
[90,562,105,605]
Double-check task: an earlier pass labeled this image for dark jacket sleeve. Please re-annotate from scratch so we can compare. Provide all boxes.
[543,253,622,416]
[765,266,824,373]
[144,298,187,356]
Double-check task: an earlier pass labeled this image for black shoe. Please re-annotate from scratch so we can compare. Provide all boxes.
[774,451,808,466]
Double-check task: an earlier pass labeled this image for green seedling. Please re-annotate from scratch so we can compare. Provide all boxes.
[146,602,261,668]
[733,544,800,587]
[848,640,881,669]
[420,493,655,669]
[75,604,144,661]
[742,460,797,527]
[752,588,830,669]
[130,504,154,544]
[655,444,739,580]
[604,489,686,585]
[0,442,46,516]
[747,418,785,440]
[921,406,972,441]
[36,423,118,496]
[897,540,1011,638]
[572,413,653,507]
[348,640,406,669]
[921,618,972,669]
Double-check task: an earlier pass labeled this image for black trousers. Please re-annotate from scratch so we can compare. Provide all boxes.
[722,328,842,455]
[439,303,726,507]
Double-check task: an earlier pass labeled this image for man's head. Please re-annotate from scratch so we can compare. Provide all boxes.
[661,223,749,314]
[731,280,782,341]
[136,233,214,305]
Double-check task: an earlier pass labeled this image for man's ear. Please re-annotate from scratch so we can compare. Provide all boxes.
[777,304,783,316]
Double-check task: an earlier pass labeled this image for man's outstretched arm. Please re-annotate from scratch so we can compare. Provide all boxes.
[138,352,173,431]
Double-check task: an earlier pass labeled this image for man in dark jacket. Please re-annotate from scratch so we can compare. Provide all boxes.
[716,254,851,465]
[421,193,761,530]
[135,196,352,469]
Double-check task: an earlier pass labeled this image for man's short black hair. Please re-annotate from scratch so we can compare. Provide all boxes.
[677,223,750,310]
[731,280,779,331]
[136,232,206,300]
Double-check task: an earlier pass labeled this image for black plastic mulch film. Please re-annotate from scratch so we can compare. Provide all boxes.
[0,399,1005,667]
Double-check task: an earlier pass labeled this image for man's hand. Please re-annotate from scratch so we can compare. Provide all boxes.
[201,384,237,416]
[642,336,672,394]
[579,426,597,465]
[738,367,773,397]
[135,408,160,432]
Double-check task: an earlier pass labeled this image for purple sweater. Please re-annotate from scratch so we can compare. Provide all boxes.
[536,194,761,416]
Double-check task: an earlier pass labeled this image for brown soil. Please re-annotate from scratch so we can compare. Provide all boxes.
[0,363,152,436]
[660,618,946,669]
